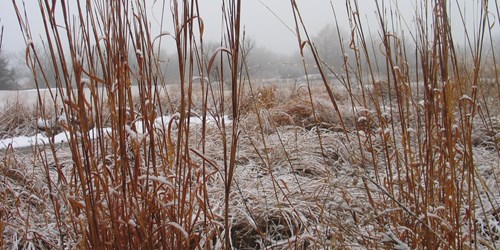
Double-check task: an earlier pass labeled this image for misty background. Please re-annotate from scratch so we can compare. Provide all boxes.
[0,0,498,89]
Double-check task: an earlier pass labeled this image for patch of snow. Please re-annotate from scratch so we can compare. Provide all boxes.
[0,132,67,150]
[87,127,113,140]
[459,94,473,102]
[37,118,51,130]
[125,125,147,141]
[357,116,368,123]
[128,219,137,227]
[125,125,137,138]
[418,100,425,107]
[135,49,143,57]
[381,231,410,250]
[189,116,204,125]
[1,115,231,150]
[0,127,114,150]
[53,131,70,144]
[354,106,369,113]
[57,115,67,124]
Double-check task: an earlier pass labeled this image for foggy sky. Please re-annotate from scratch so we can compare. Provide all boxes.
[1,0,497,56]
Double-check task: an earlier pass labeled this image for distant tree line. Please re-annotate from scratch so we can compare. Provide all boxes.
[1,22,499,90]
[0,19,19,90]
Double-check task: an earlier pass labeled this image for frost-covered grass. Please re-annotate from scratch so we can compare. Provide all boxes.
[1,83,499,249]
[2,0,500,249]
[0,99,38,140]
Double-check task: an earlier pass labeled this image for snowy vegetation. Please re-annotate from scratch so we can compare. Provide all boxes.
[1,1,499,249]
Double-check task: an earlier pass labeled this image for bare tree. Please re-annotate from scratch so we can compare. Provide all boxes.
[241,35,256,59]
[312,23,345,68]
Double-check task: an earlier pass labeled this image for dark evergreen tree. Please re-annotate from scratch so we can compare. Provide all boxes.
[0,54,18,90]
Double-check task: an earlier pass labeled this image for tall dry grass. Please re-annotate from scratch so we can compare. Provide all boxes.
[1,0,498,249]
[284,0,500,248]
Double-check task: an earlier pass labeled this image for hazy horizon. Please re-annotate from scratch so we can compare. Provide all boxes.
[2,0,497,58]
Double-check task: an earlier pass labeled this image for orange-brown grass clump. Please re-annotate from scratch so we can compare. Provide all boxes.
[0,100,38,139]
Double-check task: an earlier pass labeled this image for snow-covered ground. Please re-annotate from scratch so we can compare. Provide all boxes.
[0,114,231,150]
[0,86,220,150]
[0,131,70,150]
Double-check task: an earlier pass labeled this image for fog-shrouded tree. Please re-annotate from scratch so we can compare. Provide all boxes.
[312,23,347,69]
[12,44,69,89]
[0,20,18,90]
[33,48,67,88]
[0,53,18,90]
